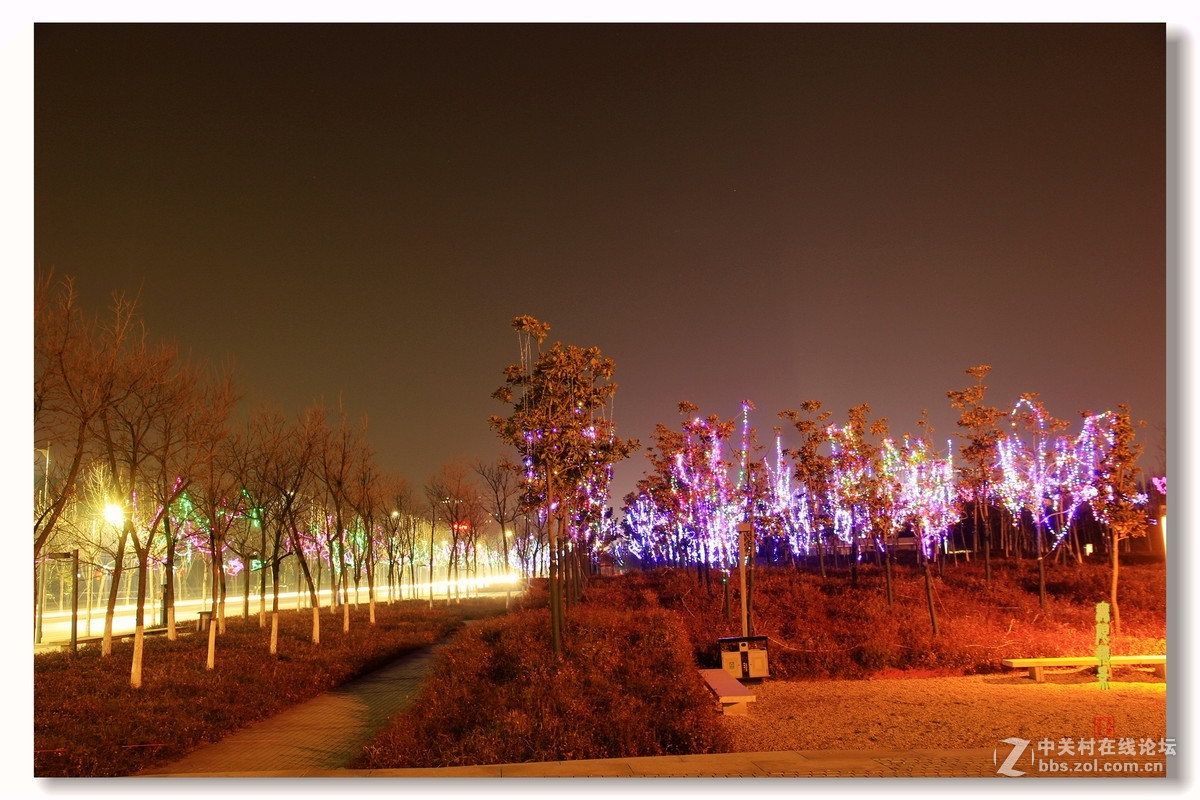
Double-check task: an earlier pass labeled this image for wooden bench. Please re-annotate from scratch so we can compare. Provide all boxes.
[699,668,756,716]
[1002,655,1166,683]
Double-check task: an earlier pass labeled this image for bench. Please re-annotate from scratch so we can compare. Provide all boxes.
[54,626,173,651]
[1002,655,1166,683]
[699,668,756,716]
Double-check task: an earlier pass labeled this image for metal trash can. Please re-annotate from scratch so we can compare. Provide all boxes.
[718,635,769,679]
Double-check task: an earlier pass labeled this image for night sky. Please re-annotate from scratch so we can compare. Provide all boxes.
[34,23,1167,503]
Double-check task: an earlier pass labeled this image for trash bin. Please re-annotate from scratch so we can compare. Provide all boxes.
[197,610,212,632]
[718,635,769,679]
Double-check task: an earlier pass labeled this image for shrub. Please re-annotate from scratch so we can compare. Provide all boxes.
[631,559,1165,680]
[356,603,731,768]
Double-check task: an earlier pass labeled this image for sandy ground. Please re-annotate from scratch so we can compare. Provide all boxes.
[719,667,1167,752]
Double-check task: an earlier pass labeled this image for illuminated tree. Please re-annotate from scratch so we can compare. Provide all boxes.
[898,425,959,635]
[996,394,1069,608]
[627,402,738,570]
[825,403,881,588]
[862,418,905,606]
[489,316,637,656]
[947,364,1004,581]
[780,400,833,579]
[1088,405,1147,635]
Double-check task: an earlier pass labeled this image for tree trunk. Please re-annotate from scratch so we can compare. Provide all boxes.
[242,558,251,620]
[206,545,222,670]
[746,530,755,636]
[164,515,178,640]
[342,551,351,633]
[981,501,992,584]
[548,509,563,658]
[129,541,150,689]
[366,549,377,625]
[884,548,894,608]
[922,557,939,636]
[218,562,227,635]
[1036,526,1047,610]
[289,532,321,644]
[850,533,859,588]
[259,528,269,627]
[269,558,282,655]
[102,525,131,656]
[1110,535,1122,636]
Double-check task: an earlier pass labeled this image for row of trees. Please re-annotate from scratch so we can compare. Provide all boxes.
[482,323,1159,642]
[34,274,546,686]
[617,367,1160,634]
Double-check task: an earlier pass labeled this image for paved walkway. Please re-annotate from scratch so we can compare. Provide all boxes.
[158,748,1012,778]
[139,638,447,776]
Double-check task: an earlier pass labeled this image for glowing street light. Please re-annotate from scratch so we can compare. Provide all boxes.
[104,503,125,528]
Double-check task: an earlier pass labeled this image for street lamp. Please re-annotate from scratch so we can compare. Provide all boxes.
[104,503,125,528]
[47,550,79,654]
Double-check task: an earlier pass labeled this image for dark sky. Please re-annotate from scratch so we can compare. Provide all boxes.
[34,23,1167,503]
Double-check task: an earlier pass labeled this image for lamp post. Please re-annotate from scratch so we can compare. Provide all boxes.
[33,444,52,645]
[47,550,79,654]
[36,444,50,508]
[35,557,46,644]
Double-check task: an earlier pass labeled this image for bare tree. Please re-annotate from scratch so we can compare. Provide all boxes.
[312,401,363,634]
[189,395,244,671]
[255,405,323,649]
[426,460,481,605]
[475,459,522,579]
[34,274,136,641]
[381,477,419,601]
[348,444,383,623]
